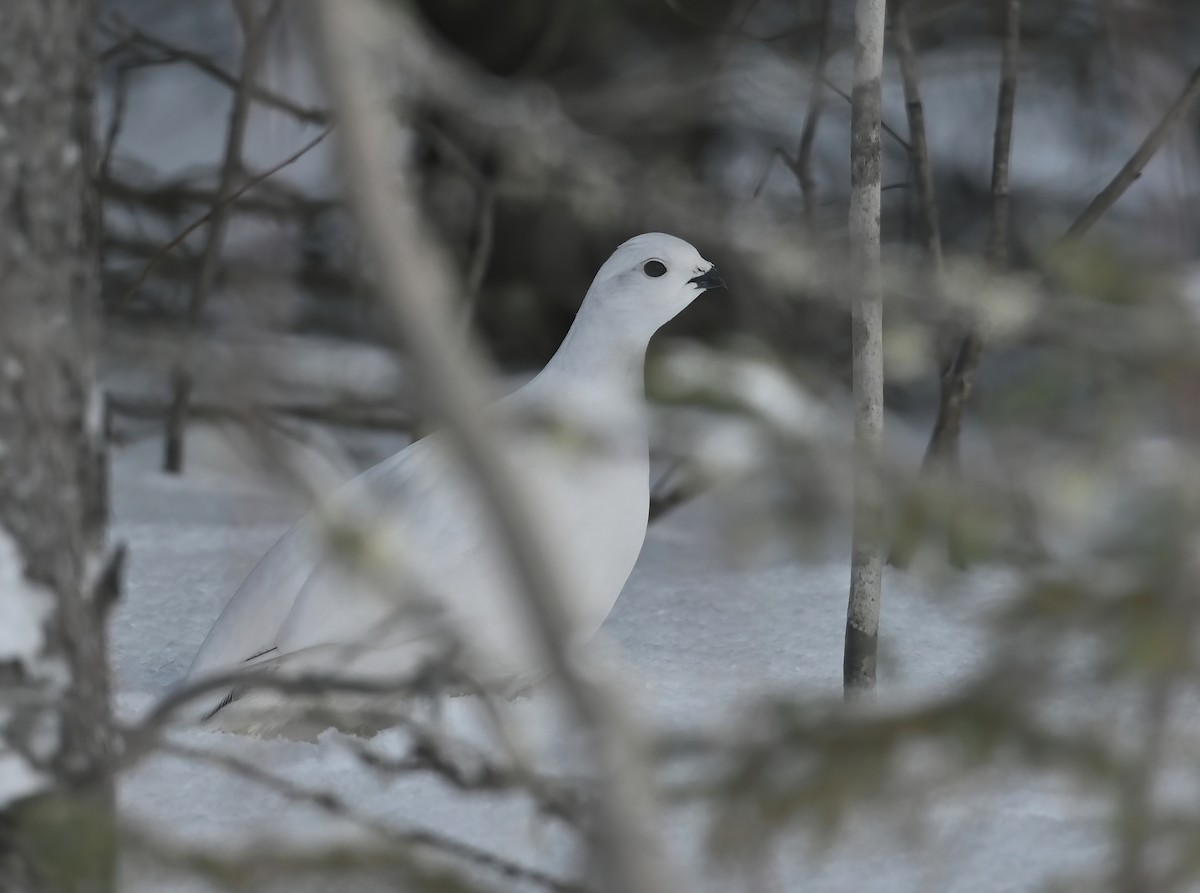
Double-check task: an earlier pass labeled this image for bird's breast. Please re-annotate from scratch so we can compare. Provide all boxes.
[520,436,650,637]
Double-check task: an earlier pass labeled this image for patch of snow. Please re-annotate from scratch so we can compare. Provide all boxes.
[86,384,106,443]
[0,750,48,808]
[0,527,55,665]
[27,711,61,763]
[109,421,1110,893]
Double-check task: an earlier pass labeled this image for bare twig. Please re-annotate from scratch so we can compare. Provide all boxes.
[162,2,277,474]
[90,5,831,294]
[891,0,1021,571]
[819,73,913,156]
[751,146,795,199]
[462,182,495,324]
[885,0,954,570]
[892,2,942,274]
[308,3,675,891]
[986,6,1020,271]
[99,65,132,184]
[111,125,333,313]
[646,459,711,524]
[1064,62,1200,241]
[349,731,584,824]
[101,166,336,226]
[795,0,834,233]
[156,740,582,892]
[99,15,330,126]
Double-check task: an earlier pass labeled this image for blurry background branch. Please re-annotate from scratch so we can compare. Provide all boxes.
[889,0,1023,570]
[884,0,948,569]
[1064,61,1200,241]
[99,13,329,124]
[111,125,333,314]
[161,0,279,474]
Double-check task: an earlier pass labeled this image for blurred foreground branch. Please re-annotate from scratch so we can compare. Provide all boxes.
[307,2,676,890]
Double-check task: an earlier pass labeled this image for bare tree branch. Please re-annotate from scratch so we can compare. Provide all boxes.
[111,125,333,313]
[347,731,584,825]
[986,6,1020,271]
[101,169,335,226]
[1064,62,1200,241]
[99,65,132,184]
[795,0,834,233]
[162,2,277,473]
[892,2,943,274]
[155,740,582,892]
[99,15,329,125]
[819,73,914,156]
[130,663,462,743]
[886,0,955,570]
[891,0,1022,571]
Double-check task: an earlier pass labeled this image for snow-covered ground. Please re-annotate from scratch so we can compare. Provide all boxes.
[110,423,1110,893]
[93,4,1199,887]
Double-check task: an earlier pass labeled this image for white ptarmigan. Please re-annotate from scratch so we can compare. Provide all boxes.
[182,233,724,735]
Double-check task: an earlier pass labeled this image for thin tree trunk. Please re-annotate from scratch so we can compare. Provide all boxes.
[889,0,1021,570]
[986,2,1020,270]
[844,0,887,697]
[886,0,953,568]
[1115,678,1172,893]
[893,0,942,273]
[0,1,117,891]
[163,1,273,473]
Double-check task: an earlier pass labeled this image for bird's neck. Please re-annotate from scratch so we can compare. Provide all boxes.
[539,300,652,396]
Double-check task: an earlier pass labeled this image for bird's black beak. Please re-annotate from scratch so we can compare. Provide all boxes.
[688,266,726,291]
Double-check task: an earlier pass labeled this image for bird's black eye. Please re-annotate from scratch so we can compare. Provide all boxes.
[643,260,667,278]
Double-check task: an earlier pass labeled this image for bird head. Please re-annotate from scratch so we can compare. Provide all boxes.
[583,232,724,333]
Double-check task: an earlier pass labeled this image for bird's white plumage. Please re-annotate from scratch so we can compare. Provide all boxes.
[182,233,720,735]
